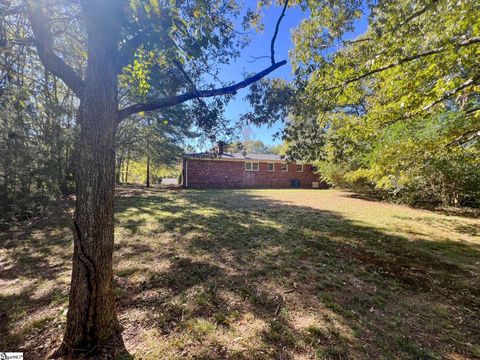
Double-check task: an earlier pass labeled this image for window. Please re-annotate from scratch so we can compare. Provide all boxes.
[281,163,288,172]
[296,164,304,172]
[267,163,274,171]
[245,162,259,171]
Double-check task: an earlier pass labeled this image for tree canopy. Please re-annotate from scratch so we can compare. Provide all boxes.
[275,0,480,206]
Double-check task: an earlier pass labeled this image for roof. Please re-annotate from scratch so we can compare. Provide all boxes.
[184,152,285,161]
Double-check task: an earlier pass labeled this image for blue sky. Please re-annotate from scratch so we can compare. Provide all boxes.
[211,1,369,148]
[189,1,369,151]
[218,2,305,147]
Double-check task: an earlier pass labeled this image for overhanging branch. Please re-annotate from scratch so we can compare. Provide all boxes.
[25,0,85,98]
[271,0,288,65]
[324,36,480,91]
[447,128,480,147]
[423,75,479,111]
[119,60,287,120]
[391,0,438,32]
[466,106,480,115]
[119,0,290,122]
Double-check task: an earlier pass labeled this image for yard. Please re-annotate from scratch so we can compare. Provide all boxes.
[1,188,479,359]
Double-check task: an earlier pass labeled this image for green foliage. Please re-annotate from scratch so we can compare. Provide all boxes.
[284,0,480,207]
[121,159,179,184]
[118,0,251,137]
[116,111,192,185]
[0,34,77,223]
[224,140,284,154]
[242,78,295,126]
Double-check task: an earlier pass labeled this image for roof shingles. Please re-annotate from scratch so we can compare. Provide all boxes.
[185,152,285,161]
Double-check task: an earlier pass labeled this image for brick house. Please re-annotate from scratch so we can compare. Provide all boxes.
[182,144,327,189]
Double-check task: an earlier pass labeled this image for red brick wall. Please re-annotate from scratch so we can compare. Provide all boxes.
[184,159,328,189]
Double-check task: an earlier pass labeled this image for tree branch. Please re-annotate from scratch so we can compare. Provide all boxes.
[119,60,287,120]
[447,128,480,147]
[0,3,25,16]
[172,59,201,97]
[119,0,291,122]
[422,75,479,111]
[171,59,215,113]
[343,37,373,45]
[341,1,437,48]
[391,0,438,32]
[271,0,288,65]
[25,0,85,98]
[324,36,480,91]
[466,106,480,115]
[248,55,271,63]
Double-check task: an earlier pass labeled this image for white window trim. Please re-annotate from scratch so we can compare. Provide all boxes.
[281,163,288,172]
[296,164,304,172]
[245,161,259,171]
[267,163,274,172]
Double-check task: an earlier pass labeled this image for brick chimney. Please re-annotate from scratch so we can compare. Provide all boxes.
[217,141,225,155]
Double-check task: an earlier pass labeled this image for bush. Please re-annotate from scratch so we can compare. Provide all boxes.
[317,150,480,208]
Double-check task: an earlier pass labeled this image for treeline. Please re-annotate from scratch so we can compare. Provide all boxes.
[0,33,77,224]
[0,76,184,226]
[0,41,185,226]
[224,140,283,154]
[245,0,480,207]
[1,0,244,227]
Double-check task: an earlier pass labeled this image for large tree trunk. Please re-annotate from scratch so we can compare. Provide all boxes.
[146,117,151,188]
[146,155,150,188]
[53,6,125,357]
[125,151,130,184]
[115,155,123,185]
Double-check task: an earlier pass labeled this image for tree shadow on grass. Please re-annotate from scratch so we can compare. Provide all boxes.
[0,215,73,359]
[1,188,478,359]
[114,190,480,359]
[340,190,480,219]
[0,280,70,358]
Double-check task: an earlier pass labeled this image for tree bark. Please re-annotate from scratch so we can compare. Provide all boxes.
[146,155,150,188]
[115,155,123,185]
[146,117,151,188]
[52,4,125,357]
[125,151,130,184]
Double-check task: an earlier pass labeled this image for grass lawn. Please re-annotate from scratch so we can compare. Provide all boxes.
[1,188,479,359]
